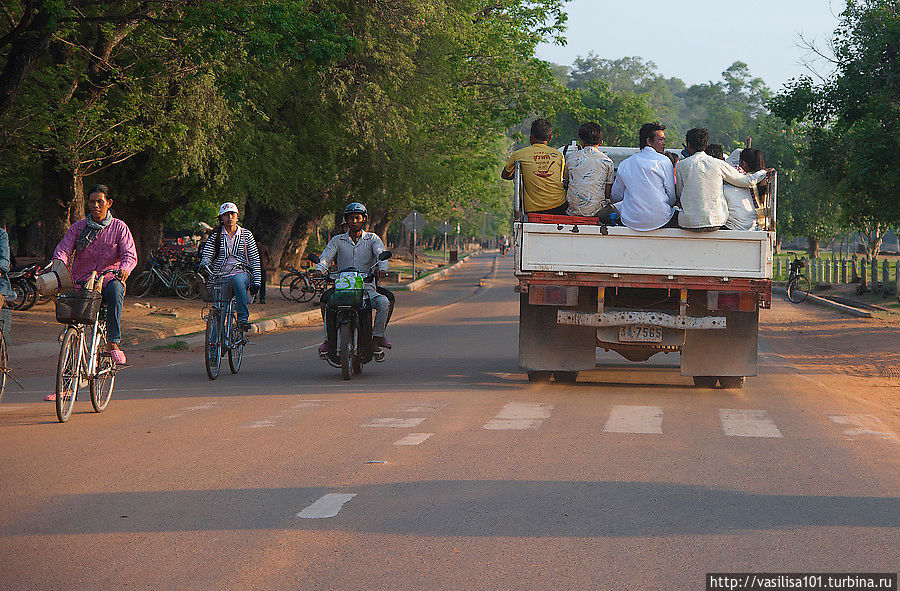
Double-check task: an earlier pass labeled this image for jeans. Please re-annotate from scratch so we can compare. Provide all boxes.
[226,272,250,323]
[102,279,125,344]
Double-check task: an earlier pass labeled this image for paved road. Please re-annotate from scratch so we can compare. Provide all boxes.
[0,253,897,590]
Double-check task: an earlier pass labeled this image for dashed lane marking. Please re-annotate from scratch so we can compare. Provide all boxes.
[166,401,222,419]
[604,405,663,434]
[719,409,783,438]
[361,418,426,428]
[483,402,553,430]
[393,433,434,446]
[240,400,329,429]
[296,493,357,518]
[828,414,899,443]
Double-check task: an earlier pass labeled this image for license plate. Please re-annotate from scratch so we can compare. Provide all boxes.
[618,325,663,343]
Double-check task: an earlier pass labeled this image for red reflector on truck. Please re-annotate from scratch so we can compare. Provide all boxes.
[707,291,756,311]
[528,285,579,306]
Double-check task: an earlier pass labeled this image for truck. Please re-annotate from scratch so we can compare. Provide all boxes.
[513,147,777,389]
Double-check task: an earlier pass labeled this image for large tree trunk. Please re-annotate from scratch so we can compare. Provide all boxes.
[372,212,391,245]
[807,237,819,259]
[41,156,84,257]
[281,216,320,269]
[243,203,299,271]
[125,211,164,268]
[861,223,883,260]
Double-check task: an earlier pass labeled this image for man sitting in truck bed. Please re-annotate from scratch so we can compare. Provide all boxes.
[564,122,615,217]
[608,121,678,230]
[502,119,567,215]
[676,127,771,231]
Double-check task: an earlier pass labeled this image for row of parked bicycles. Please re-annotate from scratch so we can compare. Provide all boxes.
[279,265,327,302]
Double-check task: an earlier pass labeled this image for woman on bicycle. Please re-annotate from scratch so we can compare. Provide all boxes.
[199,202,262,332]
[50,184,137,374]
[0,226,13,305]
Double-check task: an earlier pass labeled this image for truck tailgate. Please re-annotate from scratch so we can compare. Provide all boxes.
[519,223,774,279]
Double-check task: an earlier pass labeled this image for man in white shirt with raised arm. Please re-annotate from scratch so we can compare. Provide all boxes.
[609,122,678,230]
[676,127,772,231]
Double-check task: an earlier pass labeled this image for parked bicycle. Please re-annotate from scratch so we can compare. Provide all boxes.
[786,253,810,303]
[131,250,203,299]
[202,268,250,380]
[54,270,120,423]
[0,294,9,403]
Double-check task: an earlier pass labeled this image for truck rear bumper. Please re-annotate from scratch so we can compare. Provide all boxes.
[557,310,726,329]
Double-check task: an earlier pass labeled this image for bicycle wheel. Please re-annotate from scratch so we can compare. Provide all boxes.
[174,271,202,300]
[90,328,115,412]
[10,282,27,310]
[787,275,811,303]
[55,328,80,423]
[338,322,352,380]
[131,271,155,297]
[0,332,7,404]
[19,281,37,311]
[205,308,222,380]
[228,310,244,374]
[280,273,301,300]
[289,275,313,302]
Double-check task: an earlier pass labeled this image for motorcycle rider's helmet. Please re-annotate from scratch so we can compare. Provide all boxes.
[343,202,368,221]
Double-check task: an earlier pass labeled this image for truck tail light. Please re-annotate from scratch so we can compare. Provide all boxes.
[707,291,756,311]
[528,285,578,306]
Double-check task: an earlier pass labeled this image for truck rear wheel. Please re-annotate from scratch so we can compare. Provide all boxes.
[553,371,578,384]
[718,376,745,389]
[527,371,552,383]
[692,376,718,388]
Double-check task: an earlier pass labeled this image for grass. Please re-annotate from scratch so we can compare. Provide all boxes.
[151,340,189,351]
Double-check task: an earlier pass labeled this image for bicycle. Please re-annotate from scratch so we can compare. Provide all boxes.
[288,268,327,303]
[53,271,120,423]
[0,294,9,403]
[203,270,250,380]
[786,254,810,303]
[279,266,305,300]
[131,251,202,300]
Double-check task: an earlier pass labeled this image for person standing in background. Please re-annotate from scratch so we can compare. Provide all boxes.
[256,242,272,304]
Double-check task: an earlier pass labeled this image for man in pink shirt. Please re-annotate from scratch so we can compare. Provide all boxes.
[51,184,137,372]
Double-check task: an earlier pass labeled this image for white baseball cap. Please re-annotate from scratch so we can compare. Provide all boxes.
[218,202,239,216]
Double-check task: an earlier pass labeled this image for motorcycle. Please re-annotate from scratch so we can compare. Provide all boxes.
[8,263,44,311]
[309,251,392,380]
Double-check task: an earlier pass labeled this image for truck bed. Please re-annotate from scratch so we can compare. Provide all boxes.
[517,222,774,280]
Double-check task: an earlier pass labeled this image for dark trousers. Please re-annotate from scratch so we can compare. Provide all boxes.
[527,203,568,216]
[259,269,267,303]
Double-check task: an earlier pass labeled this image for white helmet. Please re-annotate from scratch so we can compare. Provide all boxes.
[218,202,239,217]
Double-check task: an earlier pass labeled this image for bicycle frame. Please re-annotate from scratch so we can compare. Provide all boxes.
[65,313,106,386]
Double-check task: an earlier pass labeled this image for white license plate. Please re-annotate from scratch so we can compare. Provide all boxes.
[618,325,663,343]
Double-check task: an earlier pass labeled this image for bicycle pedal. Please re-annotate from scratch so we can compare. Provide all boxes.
[373,350,385,362]
[319,351,328,360]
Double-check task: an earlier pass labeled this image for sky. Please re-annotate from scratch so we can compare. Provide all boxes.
[535,0,847,92]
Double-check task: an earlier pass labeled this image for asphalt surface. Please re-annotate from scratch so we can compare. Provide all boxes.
[0,253,897,590]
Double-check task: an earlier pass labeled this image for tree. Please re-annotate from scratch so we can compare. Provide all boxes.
[769,0,900,258]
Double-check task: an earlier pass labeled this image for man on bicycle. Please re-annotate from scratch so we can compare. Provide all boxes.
[199,202,262,332]
[51,184,137,373]
[315,202,393,353]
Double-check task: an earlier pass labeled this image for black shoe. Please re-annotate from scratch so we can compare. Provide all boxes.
[240,321,253,332]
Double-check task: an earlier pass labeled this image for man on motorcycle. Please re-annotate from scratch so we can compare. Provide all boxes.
[315,202,392,353]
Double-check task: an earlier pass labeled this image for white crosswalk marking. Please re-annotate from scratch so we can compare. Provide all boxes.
[828,414,899,442]
[604,405,663,434]
[361,418,426,428]
[393,433,434,446]
[296,493,357,518]
[719,409,783,438]
[483,402,553,430]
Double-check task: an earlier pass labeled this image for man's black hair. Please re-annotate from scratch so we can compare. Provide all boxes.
[638,122,665,149]
[704,144,724,159]
[530,119,553,142]
[686,128,709,152]
[578,122,603,146]
[87,184,110,199]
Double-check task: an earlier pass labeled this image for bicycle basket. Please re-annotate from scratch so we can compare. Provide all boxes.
[55,290,102,325]
[201,277,229,303]
[332,288,363,308]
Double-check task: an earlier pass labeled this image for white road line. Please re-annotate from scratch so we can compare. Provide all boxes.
[719,409,783,438]
[604,405,663,434]
[395,402,446,413]
[0,405,25,413]
[296,493,357,518]
[166,401,222,419]
[828,414,899,442]
[393,433,434,446]
[361,418,426,428]
[483,402,553,430]
[241,420,276,429]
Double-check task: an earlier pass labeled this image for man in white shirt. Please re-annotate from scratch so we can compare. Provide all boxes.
[565,122,615,217]
[610,122,677,230]
[675,128,772,230]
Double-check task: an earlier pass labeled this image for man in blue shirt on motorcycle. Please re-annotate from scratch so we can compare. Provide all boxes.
[315,202,393,353]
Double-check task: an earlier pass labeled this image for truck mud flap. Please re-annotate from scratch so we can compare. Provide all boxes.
[681,310,758,377]
[519,293,596,371]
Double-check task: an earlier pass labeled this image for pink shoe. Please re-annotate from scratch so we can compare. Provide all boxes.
[108,349,126,364]
[44,393,56,401]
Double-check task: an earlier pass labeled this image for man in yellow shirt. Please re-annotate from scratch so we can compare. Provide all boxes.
[502,119,567,214]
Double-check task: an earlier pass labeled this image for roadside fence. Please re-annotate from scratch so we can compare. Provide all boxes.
[774,255,899,297]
